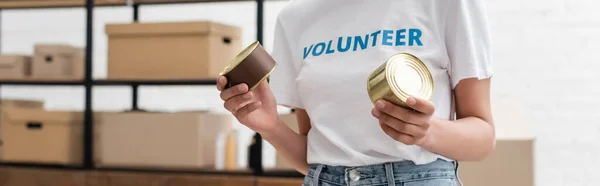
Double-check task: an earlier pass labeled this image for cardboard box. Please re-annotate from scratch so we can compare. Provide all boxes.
[457,98,535,186]
[0,99,45,110]
[0,55,32,80]
[32,44,84,80]
[274,113,299,170]
[0,99,45,160]
[94,111,235,170]
[0,107,83,165]
[105,21,242,80]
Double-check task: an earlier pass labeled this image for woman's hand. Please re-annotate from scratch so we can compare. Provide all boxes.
[217,76,279,135]
[371,97,436,146]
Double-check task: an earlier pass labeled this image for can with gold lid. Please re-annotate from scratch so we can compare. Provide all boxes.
[367,52,434,109]
[219,41,277,91]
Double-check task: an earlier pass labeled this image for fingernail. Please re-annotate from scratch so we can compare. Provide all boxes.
[376,100,385,109]
[238,84,246,92]
[406,97,416,106]
[373,109,381,117]
[218,76,224,83]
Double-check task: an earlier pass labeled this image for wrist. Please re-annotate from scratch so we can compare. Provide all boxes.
[259,117,283,141]
[417,118,439,149]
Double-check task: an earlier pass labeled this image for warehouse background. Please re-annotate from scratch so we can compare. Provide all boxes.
[0,0,598,185]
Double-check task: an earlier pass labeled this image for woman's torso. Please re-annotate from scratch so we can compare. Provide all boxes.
[277,0,455,166]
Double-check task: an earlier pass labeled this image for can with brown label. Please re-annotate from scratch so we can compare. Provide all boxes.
[367,52,434,109]
[219,41,277,91]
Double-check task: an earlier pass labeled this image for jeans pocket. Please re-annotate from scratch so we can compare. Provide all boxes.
[302,175,313,186]
[403,178,458,186]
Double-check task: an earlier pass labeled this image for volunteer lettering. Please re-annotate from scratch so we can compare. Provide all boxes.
[303,28,424,59]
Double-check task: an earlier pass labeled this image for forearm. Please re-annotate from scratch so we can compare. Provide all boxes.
[260,118,309,175]
[421,117,495,161]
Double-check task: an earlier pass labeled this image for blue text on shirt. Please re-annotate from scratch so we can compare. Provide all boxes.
[303,29,423,60]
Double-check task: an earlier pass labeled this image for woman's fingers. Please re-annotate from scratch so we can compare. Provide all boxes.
[220,83,249,101]
[235,101,262,118]
[216,76,228,91]
[224,92,255,113]
[375,100,429,125]
[372,109,427,138]
[380,123,417,145]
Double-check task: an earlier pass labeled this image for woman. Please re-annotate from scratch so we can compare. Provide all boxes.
[217,0,495,185]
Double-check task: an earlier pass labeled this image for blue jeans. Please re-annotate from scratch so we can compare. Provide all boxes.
[302,159,462,186]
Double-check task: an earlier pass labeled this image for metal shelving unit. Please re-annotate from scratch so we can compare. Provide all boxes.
[0,0,305,178]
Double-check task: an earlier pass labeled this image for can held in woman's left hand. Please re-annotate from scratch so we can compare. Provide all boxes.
[219,41,277,91]
[367,52,434,109]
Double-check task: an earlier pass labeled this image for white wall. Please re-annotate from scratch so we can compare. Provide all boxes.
[1,1,599,185]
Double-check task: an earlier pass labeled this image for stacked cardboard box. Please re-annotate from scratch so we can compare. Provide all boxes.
[1,107,84,165]
[1,104,240,169]
[1,99,85,166]
[0,44,84,80]
[0,99,45,160]
[0,55,32,80]
[31,44,84,80]
[94,111,236,170]
[105,21,242,80]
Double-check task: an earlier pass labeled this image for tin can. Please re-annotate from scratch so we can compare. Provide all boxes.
[219,41,277,91]
[367,52,434,109]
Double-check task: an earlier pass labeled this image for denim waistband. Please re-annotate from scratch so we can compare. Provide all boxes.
[307,159,459,186]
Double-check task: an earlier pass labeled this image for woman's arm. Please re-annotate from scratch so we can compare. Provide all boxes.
[261,109,311,175]
[420,78,495,161]
[372,78,494,162]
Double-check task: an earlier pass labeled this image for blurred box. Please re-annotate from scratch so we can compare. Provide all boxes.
[0,99,45,160]
[274,113,299,170]
[0,55,32,80]
[105,21,242,80]
[0,107,83,165]
[32,44,84,80]
[458,98,535,186]
[0,99,45,110]
[94,111,235,170]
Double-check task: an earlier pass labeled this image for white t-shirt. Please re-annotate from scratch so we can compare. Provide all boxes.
[269,0,493,166]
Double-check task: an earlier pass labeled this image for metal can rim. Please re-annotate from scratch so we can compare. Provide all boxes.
[219,41,260,76]
[385,52,434,102]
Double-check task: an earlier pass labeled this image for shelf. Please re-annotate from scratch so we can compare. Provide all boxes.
[0,80,217,86]
[0,0,283,9]
[0,165,257,186]
[0,162,85,170]
[0,162,253,176]
[261,169,304,178]
[93,80,217,85]
[0,80,85,86]
[96,167,254,176]
[133,0,272,5]
[0,0,124,9]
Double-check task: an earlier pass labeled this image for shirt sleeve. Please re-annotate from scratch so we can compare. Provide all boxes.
[445,0,493,89]
[269,17,304,109]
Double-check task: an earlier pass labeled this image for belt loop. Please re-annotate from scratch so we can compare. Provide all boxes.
[385,162,396,186]
[454,161,464,186]
[312,164,324,186]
